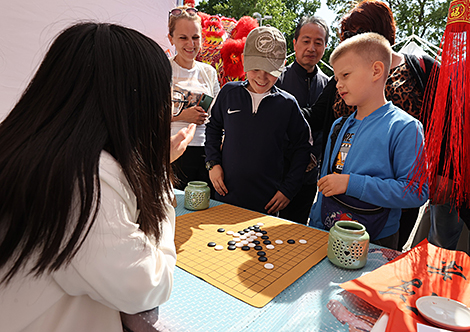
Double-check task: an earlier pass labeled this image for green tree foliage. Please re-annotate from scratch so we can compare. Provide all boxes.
[325,0,450,49]
[320,0,451,76]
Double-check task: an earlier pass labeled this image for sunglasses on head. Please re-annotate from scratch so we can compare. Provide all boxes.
[169,7,198,17]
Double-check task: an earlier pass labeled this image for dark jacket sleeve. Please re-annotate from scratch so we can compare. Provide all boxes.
[404,53,439,94]
[204,88,226,164]
[317,77,338,161]
[279,102,311,200]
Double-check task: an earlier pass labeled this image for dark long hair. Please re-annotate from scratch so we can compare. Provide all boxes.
[0,23,173,283]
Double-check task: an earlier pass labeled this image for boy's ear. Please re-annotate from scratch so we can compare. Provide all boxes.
[372,60,385,82]
[168,33,174,45]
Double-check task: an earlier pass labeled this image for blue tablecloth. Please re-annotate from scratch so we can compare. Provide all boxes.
[131,190,399,332]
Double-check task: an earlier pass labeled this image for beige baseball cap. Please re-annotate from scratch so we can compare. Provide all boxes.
[243,26,286,78]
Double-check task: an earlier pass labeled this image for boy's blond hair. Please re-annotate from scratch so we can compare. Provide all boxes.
[330,32,392,74]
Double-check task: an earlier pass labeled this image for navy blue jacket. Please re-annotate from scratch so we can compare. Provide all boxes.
[205,81,311,214]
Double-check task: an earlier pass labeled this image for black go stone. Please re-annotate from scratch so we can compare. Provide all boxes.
[249,226,255,230]
[287,239,295,244]
[217,228,225,233]
[243,228,250,232]
[261,230,267,234]
[241,246,250,251]
[207,242,216,247]
[228,245,236,250]
[238,231,245,235]
[254,246,263,250]
[253,240,260,245]
[228,241,236,245]
[257,251,266,256]
[258,256,268,262]
[263,240,271,245]
[261,235,269,239]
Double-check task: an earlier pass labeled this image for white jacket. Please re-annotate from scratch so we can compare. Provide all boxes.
[0,151,177,332]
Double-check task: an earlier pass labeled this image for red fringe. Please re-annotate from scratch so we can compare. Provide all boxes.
[411,21,470,208]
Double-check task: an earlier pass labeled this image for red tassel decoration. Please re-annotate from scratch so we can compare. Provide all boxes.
[412,0,470,208]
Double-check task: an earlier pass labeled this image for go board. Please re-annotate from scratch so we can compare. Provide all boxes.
[175,204,329,307]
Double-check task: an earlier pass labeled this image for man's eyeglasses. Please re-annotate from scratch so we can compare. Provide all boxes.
[172,90,186,117]
[169,7,198,18]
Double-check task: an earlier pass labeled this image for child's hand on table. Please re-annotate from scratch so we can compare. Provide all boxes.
[318,173,350,197]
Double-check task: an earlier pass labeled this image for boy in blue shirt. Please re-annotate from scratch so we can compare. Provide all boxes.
[309,33,428,249]
[205,26,311,215]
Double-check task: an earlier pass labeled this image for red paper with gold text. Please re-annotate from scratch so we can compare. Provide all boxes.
[341,240,470,332]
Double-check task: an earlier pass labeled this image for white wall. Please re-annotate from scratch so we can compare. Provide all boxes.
[0,0,176,120]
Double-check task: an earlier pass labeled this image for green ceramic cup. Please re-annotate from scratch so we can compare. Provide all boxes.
[327,220,370,269]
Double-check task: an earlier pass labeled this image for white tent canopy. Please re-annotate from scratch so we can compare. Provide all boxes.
[394,33,441,60]
[0,0,176,120]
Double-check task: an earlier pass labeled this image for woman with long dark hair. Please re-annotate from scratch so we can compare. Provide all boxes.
[0,22,194,332]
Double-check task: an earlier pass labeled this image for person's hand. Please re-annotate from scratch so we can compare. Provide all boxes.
[317,173,350,197]
[209,165,228,196]
[170,124,196,163]
[265,190,290,214]
[173,106,207,125]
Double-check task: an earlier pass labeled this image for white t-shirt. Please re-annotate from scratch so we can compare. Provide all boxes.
[0,152,177,332]
[170,58,220,146]
[247,89,270,114]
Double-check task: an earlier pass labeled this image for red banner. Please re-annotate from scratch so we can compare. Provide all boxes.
[341,240,470,331]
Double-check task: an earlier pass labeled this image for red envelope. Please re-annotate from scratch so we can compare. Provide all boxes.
[341,240,470,331]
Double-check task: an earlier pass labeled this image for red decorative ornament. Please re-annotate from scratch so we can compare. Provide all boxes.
[230,16,259,39]
[193,12,258,87]
[198,12,211,26]
[221,17,238,36]
[203,16,225,38]
[412,0,470,208]
[220,37,246,82]
[184,0,196,8]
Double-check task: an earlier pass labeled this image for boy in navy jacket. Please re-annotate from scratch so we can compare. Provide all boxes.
[205,26,311,215]
[309,33,428,249]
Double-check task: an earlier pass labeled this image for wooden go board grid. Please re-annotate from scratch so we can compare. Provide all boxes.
[175,204,329,307]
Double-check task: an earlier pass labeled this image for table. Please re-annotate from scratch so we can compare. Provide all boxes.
[125,190,400,332]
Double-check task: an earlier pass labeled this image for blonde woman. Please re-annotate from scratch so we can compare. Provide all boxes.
[168,6,220,193]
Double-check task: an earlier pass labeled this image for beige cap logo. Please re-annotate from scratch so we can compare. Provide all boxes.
[255,33,275,54]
